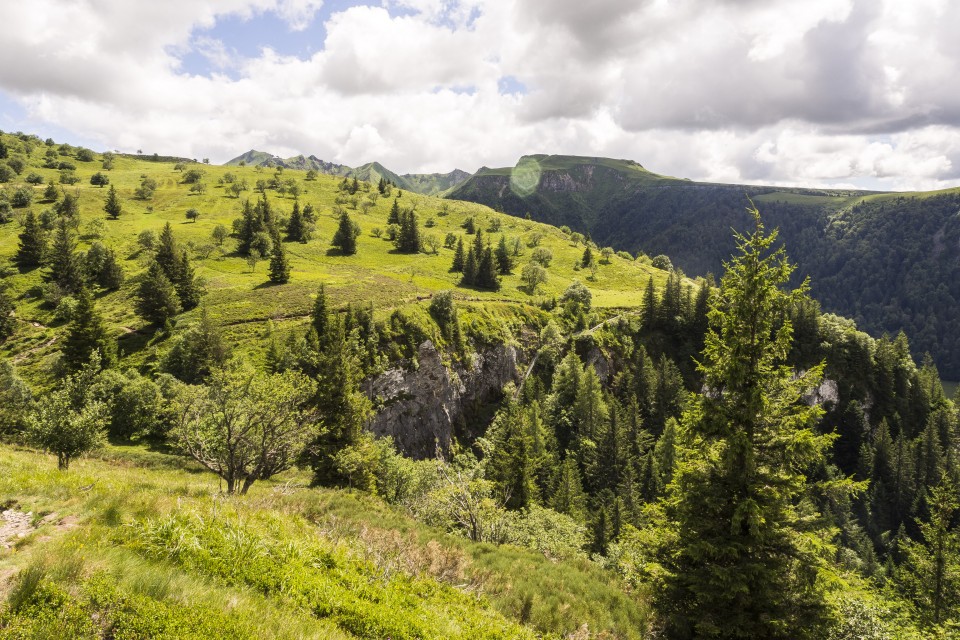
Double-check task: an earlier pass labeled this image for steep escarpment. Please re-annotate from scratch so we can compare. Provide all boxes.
[366,341,524,458]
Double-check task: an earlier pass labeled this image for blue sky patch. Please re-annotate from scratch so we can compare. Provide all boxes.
[498,76,527,96]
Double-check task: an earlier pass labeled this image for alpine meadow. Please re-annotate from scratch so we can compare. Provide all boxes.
[3,2,960,639]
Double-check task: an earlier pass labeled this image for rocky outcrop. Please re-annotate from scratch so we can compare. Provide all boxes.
[365,341,522,459]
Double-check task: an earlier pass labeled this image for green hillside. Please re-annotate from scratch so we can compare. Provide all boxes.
[449,155,960,378]
[0,134,668,387]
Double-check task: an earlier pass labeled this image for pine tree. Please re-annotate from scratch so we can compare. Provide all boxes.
[103,184,122,219]
[552,453,587,520]
[160,307,230,383]
[155,222,180,280]
[48,219,83,292]
[659,209,845,639]
[451,237,465,272]
[286,200,305,242]
[331,210,357,255]
[135,261,180,325]
[388,198,400,225]
[641,276,657,331]
[97,248,123,289]
[461,247,477,286]
[311,285,329,349]
[495,235,512,274]
[581,246,593,268]
[477,246,500,291]
[895,480,960,626]
[16,210,46,268]
[62,286,113,371]
[304,316,372,486]
[269,237,291,283]
[487,389,536,510]
[174,250,202,310]
[395,210,421,253]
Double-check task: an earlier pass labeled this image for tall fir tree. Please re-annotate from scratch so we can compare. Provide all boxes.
[461,247,477,286]
[495,235,512,274]
[286,200,305,242]
[135,261,181,325]
[48,219,83,292]
[103,184,122,219]
[0,287,15,343]
[387,198,400,225]
[174,250,202,310]
[331,210,358,255]
[269,236,291,283]
[311,284,329,349]
[451,236,465,272]
[487,389,536,510]
[97,248,123,290]
[154,222,180,280]
[16,210,46,269]
[62,286,113,372]
[659,209,847,639]
[476,246,500,291]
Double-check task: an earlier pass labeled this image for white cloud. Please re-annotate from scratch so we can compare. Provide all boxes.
[0,0,958,190]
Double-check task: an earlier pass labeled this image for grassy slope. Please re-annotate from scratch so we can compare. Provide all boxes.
[0,138,670,385]
[0,445,650,638]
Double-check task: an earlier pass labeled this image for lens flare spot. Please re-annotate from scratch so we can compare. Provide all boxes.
[510,157,541,197]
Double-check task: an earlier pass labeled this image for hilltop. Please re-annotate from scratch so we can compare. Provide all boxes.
[449,154,960,378]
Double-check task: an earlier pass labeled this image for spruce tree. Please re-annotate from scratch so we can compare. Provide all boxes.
[451,237,465,272]
[487,390,536,510]
[174,250,202,310]
[551,453,587,520]
[16,210,46,268]
[97,248,123,289]
[641,276,657,331]
[155,222,179,279]
[49,219,83,292]
[581,245,593,268]
[388,198,400,224]
[461,247,477,286]
[495,235,512,274]
[103,184,122,219]
[311,285,329,348]
[286,200,304,242]
[331,210,357,255]
[477,246,500,291]
[135,261,181,325]
[659,209,845,639]
[62,286,113,371]
[269,237,291,283]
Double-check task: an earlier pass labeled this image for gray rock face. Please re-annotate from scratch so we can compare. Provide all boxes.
[366,341,522,459]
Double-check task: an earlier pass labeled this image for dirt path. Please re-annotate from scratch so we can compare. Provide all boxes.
[0,510,33,549]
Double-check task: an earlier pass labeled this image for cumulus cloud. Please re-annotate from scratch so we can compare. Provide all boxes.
[0,0,958,190]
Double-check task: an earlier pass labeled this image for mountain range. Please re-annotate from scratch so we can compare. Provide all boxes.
[225,150,471,196]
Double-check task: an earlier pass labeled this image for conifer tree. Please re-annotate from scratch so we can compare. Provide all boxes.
[286,200,305,242]
[477,246,500,291]
[175,250,202,310]
[155,222,180,279]
[135,261,181,325]
[451,237,465,272]
[495,235,512,274]
[103,183,122,219]
[49,219,83,292]
[395,210,421,253]
[487,389,536,510]
[310,284,331,350]
[581,245,593,268]
[160,307,230,383]
[659,209,844,639]
[331,210,358,255]
[43,181,59,202]
[97,248,123,290]
[641,276,657,331]
[269,236,291,283]
[461,247,477,286]
[552,453,587,520]
[16,210,46,268]
[62,286,113,372]
[388,198,400,225]
[304,316,372,486]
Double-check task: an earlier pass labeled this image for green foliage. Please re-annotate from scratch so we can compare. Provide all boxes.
[26,361,108,469]
[659,209,849,639]
[62,287,114,372]
[172,362,315,494]
[160,308,229,383]
[268,236,291,283]
[135,261,181,325]
[331,210,358,255]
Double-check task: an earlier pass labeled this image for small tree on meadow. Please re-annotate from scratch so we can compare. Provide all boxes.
[172,362,315,494]
[104,184,122,219]
[90,171,109,188]
[331,210,358,255]
[185,208,200,223]
[521,263,548,294]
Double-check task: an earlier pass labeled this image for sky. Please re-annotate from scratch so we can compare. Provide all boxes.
[1,0,959,191]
